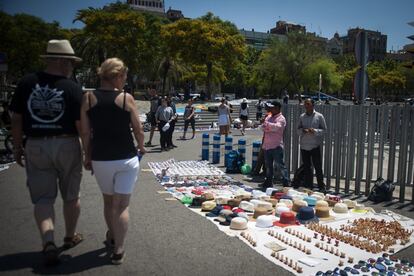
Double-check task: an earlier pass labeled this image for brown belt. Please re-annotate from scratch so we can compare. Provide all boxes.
[28,134,78,140]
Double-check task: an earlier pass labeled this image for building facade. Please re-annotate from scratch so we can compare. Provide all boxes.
[239,29,286,50]
[166,7,184,21]
[339,28,387,61]
[327,33,343,57]
[270,21,306,35]
[127,0,165,15]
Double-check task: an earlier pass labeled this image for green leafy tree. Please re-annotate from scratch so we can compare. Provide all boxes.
[0,12,69,81]
[72,2,167,88]
[250,32,323,97]
[334,54,358,98]
[368,60,406,99]
[302,57,343,93]
[161,13,246,98]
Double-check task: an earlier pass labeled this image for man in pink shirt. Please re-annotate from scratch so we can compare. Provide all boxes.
[259,100,290,189]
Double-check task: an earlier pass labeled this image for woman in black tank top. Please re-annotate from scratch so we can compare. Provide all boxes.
[79,58,146,264]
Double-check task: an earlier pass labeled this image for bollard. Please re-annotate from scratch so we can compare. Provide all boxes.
[252,141,261,170]
[202,133,209,161]
[224,136,233,165]
[238,139,246,164]
[212,134,221,164]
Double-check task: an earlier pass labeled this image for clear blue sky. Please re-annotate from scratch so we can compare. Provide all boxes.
[2,0,414,51]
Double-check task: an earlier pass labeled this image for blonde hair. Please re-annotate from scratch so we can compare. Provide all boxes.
[97,58,128,80]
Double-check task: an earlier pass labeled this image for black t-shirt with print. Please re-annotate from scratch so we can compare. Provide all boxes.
[10,72,83,137]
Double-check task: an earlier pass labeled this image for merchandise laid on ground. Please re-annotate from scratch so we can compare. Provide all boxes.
[148,160,414,275]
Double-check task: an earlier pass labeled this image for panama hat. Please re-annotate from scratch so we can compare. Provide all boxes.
[266,187,278,196]
[239,201,255,212]
[352,203,368,214]
[292,200,308,212]
[315,206,335,221]
[343,199,357,209]
[279,199,293,209]
[253,207,269,219]
[264,198,278,207]
[333,203,349,214]
[256,215,276,228]
[40,39,82,62]
[230,217,248,230]
[315,200,329,208]
[242,98,247,103]
[275,205,290,216]
[255,201,274,212]
[201,200,216,212]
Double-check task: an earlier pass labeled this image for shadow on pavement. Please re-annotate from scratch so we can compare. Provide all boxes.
[0,247,111,274]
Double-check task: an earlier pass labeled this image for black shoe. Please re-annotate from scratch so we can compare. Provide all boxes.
[318,186,326,194]
[42,242,60,266]
[111,252,125,265]
[258,181,272,188]
[172,144,178,148]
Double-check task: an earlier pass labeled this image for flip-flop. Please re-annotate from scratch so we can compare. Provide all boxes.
[43,241,60,266]
[63,232,83,250]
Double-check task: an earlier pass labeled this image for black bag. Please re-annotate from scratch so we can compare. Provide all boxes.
[368,178,395,203]
[292,164,305,189]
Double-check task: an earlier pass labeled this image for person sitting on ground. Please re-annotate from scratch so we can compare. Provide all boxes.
[80,57,146,264]
[181,98,196,139]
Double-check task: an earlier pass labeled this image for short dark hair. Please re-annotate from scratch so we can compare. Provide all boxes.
[265,100,282,109]
[304,98,315,105]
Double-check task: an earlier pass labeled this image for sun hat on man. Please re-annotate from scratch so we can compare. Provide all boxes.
[265,100,282,109]
[40,39,82,62]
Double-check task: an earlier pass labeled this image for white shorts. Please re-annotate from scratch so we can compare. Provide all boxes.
[92,156,139,195]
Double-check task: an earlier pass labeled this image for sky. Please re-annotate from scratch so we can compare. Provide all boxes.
[2,0,414,51]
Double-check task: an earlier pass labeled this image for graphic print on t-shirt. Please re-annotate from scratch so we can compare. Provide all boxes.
[27,84,65,124]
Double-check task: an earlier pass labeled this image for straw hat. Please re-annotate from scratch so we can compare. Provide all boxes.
[253,207,269,219]
[202,192,215,201]
[352,204,368,214]
[256,215,276,228]
[292,200,308,212]
[256,200,274,212]
[201,200,216,212]
[333,203,349,214]
[315,206,335,221]
[315,200,329,208]
[227,198,241,208]
[239,201,255,212]
[264,198,278,207]
[215,196,231,205]
[40,39,82,62]
[343,199,357,209]
[275,206,290,216]
[279,199,293,209]
[230,217,248,230]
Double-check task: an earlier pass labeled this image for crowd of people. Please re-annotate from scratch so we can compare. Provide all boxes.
[8,39,329,268]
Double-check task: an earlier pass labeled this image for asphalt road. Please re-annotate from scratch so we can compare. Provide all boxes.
[0,130,413,276]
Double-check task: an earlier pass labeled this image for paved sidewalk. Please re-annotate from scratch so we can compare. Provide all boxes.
[0,130,413,275]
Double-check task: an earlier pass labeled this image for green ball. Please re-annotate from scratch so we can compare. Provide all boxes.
[241,164,252,175]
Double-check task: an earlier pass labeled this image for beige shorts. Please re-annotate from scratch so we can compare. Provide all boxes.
[25,137,82,204]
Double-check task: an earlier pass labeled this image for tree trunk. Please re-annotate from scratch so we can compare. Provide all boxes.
[206,61,212,100]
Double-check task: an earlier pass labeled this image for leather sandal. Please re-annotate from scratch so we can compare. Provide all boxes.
[63,232,83,250]
[42,241,59,266]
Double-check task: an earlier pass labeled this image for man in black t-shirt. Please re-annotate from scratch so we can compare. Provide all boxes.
[10,40,84,266]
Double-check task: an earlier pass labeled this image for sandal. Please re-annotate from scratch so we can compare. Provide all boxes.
[42,241,60,266]
[111,251,125,265]
[104,230,115,248]
[63,232,83,250]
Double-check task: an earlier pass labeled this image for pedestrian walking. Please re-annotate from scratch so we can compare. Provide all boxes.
[239,98,249,135]
[80,58,146,264]
[297,98,327,193]
[181,98,196,139]
[166,96,178,149]
[218,98,232,137]
[255,98,264,121]
[144,88,160,147]
[259,100,290,189]
[10,39,84,266]
[155,97,174,151]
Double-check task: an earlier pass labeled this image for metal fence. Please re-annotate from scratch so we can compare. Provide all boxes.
[281,104,414,203]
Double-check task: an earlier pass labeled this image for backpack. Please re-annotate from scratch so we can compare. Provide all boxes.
[226,150,244,174]
[368,178,395,203]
